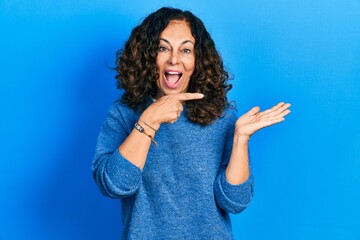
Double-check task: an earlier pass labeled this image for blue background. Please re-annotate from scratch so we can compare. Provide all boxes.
[1,0,359,239]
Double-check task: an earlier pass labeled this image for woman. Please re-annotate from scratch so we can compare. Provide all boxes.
[92,7,290,239]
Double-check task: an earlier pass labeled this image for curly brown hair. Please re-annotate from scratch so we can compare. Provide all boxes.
[116,7,233,125]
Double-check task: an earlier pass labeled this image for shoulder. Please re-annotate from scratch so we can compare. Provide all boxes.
[108,99,137,116]
[219,106,238,125]
[203,106,237,133]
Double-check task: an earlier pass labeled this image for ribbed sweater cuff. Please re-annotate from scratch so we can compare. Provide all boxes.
[105,150,142,195]
[220,171,254,206]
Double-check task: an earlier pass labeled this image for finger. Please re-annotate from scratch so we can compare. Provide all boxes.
[176,102,183,117]
[177,102,184,112]
[278,109,291,118]
[268,103,291,117]
[177,93,204,101]
[167,112,179,124]
[246,106,260,116]
[261,116,285,128]
[259,102,285,116]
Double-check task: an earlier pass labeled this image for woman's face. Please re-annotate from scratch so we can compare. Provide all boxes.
[155,20,195,99]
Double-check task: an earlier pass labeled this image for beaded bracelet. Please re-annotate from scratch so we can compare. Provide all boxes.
[134,122,158,146]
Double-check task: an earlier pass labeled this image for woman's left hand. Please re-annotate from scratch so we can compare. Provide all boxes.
[235,102,291,139]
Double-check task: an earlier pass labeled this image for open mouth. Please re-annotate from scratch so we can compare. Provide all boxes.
[164,71,183,89]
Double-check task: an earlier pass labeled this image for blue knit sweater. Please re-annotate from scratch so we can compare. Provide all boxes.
[92,100,254,239]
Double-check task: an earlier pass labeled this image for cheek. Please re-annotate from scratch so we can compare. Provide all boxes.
[156,54,166,68]
[184,58,195,72]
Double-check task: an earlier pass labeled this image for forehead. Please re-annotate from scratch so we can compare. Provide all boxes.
[160,20,195,43]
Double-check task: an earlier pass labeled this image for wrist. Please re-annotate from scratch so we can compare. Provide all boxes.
[141,109,160,127]
[139,111,160,133]
[139,119,158,135]
[134,122,157,146]
[234,133,250,144]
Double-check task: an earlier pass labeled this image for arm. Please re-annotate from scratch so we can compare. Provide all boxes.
[118,93,204,170]
[92,93,204,198]
[213,114,254,214]
[226,102,291,184]
[214,102,291,213]
[92,103,143,198]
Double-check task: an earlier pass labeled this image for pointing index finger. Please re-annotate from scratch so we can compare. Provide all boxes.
[177,93,204,101]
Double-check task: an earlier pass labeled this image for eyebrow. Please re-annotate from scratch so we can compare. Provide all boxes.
[159,38,194,45]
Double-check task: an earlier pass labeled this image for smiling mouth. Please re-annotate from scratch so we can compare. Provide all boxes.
[164,71,183,88]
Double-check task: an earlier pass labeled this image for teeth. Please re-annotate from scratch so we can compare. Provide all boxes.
[166,71,181,75]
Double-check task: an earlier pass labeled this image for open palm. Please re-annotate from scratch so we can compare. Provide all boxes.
[235,102,291,137]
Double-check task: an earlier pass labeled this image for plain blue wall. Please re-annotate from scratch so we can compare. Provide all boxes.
[1,0,359,239]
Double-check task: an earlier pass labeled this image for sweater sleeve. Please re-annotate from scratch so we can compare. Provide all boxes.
[92,102,142,199]
[213,111,254,214]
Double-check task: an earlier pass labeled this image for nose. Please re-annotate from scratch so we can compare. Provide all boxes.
[168,51,179,65]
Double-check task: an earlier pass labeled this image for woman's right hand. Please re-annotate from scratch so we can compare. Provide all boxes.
[140,93,204,130]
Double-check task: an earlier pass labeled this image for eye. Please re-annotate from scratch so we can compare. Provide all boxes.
[158,46,169,52]
[182,48,192,54]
